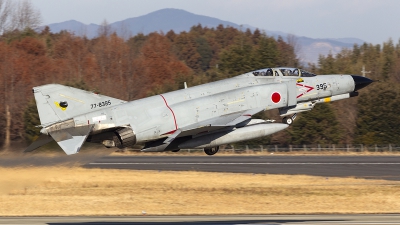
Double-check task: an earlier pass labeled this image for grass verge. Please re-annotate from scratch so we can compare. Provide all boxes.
[0,166,399,216]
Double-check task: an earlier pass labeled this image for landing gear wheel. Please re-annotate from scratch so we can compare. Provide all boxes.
[171,149,180,152]
[204,146,219,155]
[283,113,297,125]
[283,117,293,125]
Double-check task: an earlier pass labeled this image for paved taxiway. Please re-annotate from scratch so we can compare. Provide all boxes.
[1,214,400,225]
[85,155,400,180]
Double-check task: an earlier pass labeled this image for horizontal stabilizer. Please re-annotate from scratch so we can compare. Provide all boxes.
[24,135,54,153]
[50,125,94,155]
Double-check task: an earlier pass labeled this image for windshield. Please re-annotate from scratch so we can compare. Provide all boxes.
[299,69,316,77]
[251,68,274,76]
[279,68,299,76]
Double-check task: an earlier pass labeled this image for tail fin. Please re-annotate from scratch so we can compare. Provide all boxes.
[26,84,126,154]
[33,84,126,126]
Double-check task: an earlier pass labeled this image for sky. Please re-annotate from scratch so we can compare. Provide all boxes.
[32,0,400,44]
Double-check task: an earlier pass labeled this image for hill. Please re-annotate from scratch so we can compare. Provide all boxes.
[44,8,365,65]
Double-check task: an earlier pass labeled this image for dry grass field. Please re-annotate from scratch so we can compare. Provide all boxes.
[0,166,399,216]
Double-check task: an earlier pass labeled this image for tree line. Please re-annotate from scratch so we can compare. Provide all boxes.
[315,40,400,145]
[283,40,400,146]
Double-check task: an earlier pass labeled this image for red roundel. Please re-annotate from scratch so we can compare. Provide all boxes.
[271,92,281,103]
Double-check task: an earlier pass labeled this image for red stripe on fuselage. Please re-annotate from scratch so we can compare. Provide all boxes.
[296,83,314,98]
[162,129,177,135]
[160,95,178,131]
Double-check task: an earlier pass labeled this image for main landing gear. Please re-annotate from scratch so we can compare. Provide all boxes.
[204,146,219,155]
[282,113,297,125]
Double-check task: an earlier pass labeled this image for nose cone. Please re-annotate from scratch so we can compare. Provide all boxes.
[351,75,374,91]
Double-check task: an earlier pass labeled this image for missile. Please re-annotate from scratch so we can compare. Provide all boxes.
[315,92,359,104]
[178,123,288,149]
[279,92,359,116]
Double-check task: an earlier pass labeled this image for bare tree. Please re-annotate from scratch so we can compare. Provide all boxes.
[0,0,41,34]
[117,21,132,40]
[287,34,302,62]
[97,19,113,37]
[10,0,41,31]
[0,0,13,33]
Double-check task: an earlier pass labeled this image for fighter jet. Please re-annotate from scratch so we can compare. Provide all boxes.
[25,67,373,155]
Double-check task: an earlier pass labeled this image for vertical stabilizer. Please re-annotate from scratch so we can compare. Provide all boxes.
[32,84,126,126]
[33,87,61,125]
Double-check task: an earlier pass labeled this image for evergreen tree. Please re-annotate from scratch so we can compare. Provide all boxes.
[195,37,213,71]
[288,103,342,145]
[276,36,298,67]
[218,37,254,76]
[351,44,360,64]
[214,25,240,49]
[251,29,261,45]
[381,39,395,79]
[354,83,400,145]
[252,35,279,69]
[174,32,202,72]
[127,33,147,55]
[165,30,176,42]
[23,100,41,143]
[318,53,337,74]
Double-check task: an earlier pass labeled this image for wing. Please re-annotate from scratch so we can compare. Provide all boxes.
[141,107,265,152]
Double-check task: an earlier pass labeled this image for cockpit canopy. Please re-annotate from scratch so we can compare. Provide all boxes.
[250,67,316,77]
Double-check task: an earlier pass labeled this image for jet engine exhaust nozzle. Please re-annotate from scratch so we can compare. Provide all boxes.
[351,75,373,91]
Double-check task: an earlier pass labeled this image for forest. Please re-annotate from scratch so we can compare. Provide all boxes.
[1,6,400,150]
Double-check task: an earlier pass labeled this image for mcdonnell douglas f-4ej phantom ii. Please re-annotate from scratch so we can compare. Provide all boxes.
[25,67,373,155]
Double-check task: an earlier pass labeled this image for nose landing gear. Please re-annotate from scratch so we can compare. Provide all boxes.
[282,113,297,125]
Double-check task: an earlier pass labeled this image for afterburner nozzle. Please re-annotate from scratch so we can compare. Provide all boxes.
[351,75,374,91]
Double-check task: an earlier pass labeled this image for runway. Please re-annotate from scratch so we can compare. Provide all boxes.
[1,214,400,225]
[85,155,400,180]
